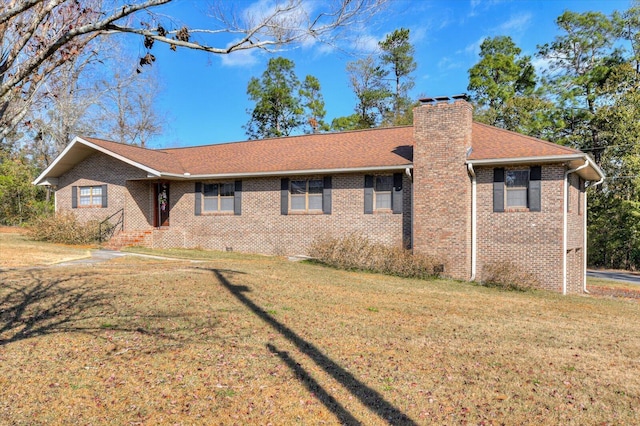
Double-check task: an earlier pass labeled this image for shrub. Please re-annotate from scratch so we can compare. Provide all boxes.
[28,212,102,245]
[481,262,539,291]
[308,234,440,279]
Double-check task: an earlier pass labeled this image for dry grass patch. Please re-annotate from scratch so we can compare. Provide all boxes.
[1,246,639,425]
[587,277,640,299]
[0,228,91,268]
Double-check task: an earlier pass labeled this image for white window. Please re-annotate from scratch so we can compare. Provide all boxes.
[203,183,234,212]
[79,186,102,207]
[290,179,323,212]
[374,175,393,210]
[506,170,528,208]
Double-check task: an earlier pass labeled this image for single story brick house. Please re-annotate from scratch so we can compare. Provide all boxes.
[34,97,603,294]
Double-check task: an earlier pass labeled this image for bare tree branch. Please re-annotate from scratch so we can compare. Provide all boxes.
[0,0,46,25]
[1,0,388,141]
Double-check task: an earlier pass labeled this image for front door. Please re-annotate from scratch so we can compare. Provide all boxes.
[154,182,170,227]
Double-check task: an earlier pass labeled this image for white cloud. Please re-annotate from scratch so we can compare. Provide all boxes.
[496,12,532,33]
[438,57,463,71]
[461,36,486,57]
[219,44,259,67]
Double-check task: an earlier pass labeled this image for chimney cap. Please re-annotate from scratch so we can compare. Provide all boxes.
[419,93,468,104]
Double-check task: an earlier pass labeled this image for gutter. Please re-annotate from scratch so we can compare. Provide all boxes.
[467,154,587,166]
[156,164,414,180]
[563,159,590,295]
[467,163,477,281]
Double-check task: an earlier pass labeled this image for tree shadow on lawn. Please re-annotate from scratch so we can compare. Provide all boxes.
[0,269,197,347]
[209,268,417,426]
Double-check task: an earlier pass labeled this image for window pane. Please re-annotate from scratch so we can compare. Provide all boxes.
[507,188,527,207]
[220,183,234,197]
[80,196,91,206]
[80,187,91,196]
[204,184,218,197]
[375,176,393,191]
[308,194,323,210]
[290,194,305,210]
[92,187,102,196]
[506,170,528,188]
[376,193,392,209]
[203,197,217,211]
[291,181,306,195]
[220,197,234,211]
[308,180,323,194]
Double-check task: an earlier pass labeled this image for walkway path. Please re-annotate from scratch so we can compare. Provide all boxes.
[53,249,202,267]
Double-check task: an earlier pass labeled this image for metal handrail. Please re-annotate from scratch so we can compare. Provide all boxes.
[98,208,124,243]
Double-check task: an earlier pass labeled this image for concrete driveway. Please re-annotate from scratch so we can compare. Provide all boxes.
[587,270,640,285]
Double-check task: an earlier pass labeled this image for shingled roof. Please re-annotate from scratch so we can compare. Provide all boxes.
[34,121,603,184]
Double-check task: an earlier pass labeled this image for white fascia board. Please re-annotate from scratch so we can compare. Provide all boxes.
[182,165,413,180]
[33,137,81,185]
[33,136,161,185]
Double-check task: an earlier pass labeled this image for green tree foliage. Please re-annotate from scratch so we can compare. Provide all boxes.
[333,27,418,130]
[245,57,304,139]
[588,78,640,270]
[300,75,330,133]
[378,28,417,126]
[345,56,391,129]
[537,5,640,270]
[537,10,619,158]
[467,36,541,131]
[245,57,327,139]
[0,153,51,225]
[330,114,361,132]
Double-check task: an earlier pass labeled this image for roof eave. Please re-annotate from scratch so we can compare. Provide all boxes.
[33,136,163,185]
[166,164,413,180]
[466,154,605,181]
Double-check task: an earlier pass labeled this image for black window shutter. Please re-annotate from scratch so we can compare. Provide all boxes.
[493,168,505,212]
[392,173,403,214]
[71,186,78,208]
[101,185,108,208]
[322,176,332,214]
[234,180,242,216]
[281,178,289,215]
[529,166,542,212]
[364,175,374,214]
[194,182,202,216]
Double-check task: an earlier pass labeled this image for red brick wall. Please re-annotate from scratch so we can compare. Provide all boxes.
[55,152,412,256]
[149,174,411,255]
[56,152,149,226]
[475,164,586,293]
[566,173,585,293]
[412,100,473,280]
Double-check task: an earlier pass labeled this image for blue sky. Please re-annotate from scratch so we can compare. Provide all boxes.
[140,0,631,148]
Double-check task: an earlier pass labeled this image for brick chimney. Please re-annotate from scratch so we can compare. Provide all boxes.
[412,96,473,280]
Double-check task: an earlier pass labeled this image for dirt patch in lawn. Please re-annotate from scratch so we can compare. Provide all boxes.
[587,277,640,299]
[0,229,92,269]
[1,247,639,424]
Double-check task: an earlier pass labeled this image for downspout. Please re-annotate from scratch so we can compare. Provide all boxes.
[467,163,477,281]
[406,167,414,250]
[583,173,605,294]
[563,159,590,295]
